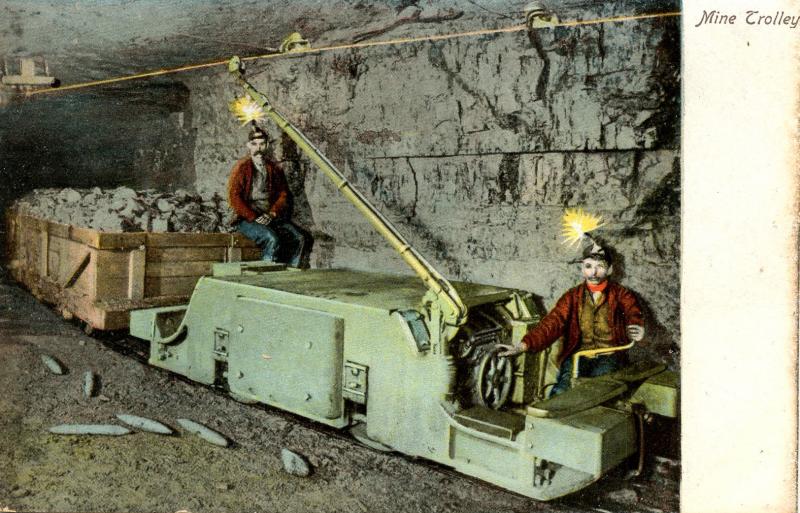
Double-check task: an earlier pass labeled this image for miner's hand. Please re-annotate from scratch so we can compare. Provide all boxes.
[497,342,527,357]
[255,214,273,226]
[626,324,645,342]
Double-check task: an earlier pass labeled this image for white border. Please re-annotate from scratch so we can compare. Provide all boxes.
[683,1,798,511]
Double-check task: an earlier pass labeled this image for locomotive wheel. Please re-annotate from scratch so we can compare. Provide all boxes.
[472,346,513,409]
[350,422,393,453]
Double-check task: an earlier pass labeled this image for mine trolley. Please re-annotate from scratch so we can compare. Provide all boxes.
[129,56,679,501]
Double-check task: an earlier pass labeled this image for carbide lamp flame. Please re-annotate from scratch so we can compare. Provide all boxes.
[229,96,265,125]
[561,208,603,246]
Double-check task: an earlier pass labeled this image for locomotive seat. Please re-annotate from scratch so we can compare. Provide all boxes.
[527,360,671,419]
[526,378,628,418]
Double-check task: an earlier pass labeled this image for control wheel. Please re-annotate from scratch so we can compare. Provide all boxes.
[471,346,513,409]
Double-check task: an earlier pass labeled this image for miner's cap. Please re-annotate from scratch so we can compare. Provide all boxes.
[569,241,613,265]
[248,125,270,142]
[524,1,548,16]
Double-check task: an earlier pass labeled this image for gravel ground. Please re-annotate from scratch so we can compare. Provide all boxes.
[0,269,679,513]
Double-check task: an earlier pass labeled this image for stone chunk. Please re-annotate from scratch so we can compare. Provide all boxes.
[59,188,83,203]
[112,186,138,201]
[151,217,169,232]
[281,448,311,477]
[157,198,175,212]
[40,354,65,375]
[176,418,229,447]
[48,424,131,436]
[83,371,95,398]
[116,413,173,435]
[606,488,639,504]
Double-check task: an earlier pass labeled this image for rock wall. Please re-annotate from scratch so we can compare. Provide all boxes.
[184,3,681,366]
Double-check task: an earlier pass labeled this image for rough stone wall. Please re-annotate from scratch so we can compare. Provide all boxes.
[185,4,680,366]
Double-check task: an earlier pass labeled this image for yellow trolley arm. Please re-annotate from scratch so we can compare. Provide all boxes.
[227,56,468,331]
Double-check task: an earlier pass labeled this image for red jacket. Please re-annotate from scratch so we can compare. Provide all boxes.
[522,281,644,365]
[227,156,291,223]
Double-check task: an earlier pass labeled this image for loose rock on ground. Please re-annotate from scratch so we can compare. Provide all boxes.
[281,448,312,477]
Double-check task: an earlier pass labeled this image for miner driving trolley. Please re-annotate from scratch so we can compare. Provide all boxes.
[500,237,645,397]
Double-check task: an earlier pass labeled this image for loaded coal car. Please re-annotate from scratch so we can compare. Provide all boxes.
[129,57,678,501]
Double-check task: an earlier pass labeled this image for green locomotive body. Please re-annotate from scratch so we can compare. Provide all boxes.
[131,263,677,501]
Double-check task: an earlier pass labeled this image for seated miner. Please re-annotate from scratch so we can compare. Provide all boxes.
[499,240,645,396]
[228,125,307,266]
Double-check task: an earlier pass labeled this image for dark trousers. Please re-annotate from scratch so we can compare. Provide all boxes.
[237,219,307,267]
[549,354,621,397]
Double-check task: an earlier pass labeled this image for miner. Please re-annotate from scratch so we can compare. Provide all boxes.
[228,125,307,266]
[499,241,645,396]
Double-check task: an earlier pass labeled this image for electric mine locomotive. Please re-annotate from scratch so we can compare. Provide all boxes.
[130,57,679,501]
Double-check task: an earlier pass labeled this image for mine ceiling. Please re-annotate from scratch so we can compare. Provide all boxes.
[1,1,500,90]
[1,0,675,99]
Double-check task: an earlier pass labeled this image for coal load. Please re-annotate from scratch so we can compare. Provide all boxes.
[13,187,235,233]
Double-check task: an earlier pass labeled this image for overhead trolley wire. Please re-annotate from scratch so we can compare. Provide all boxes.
[25,10,681,98]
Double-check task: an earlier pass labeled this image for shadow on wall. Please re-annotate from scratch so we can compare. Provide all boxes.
[276,132,321,268]
[631,294,679,369]
[591,239,678,370]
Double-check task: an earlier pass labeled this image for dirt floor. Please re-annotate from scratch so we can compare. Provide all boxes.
[0,269,679,513]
